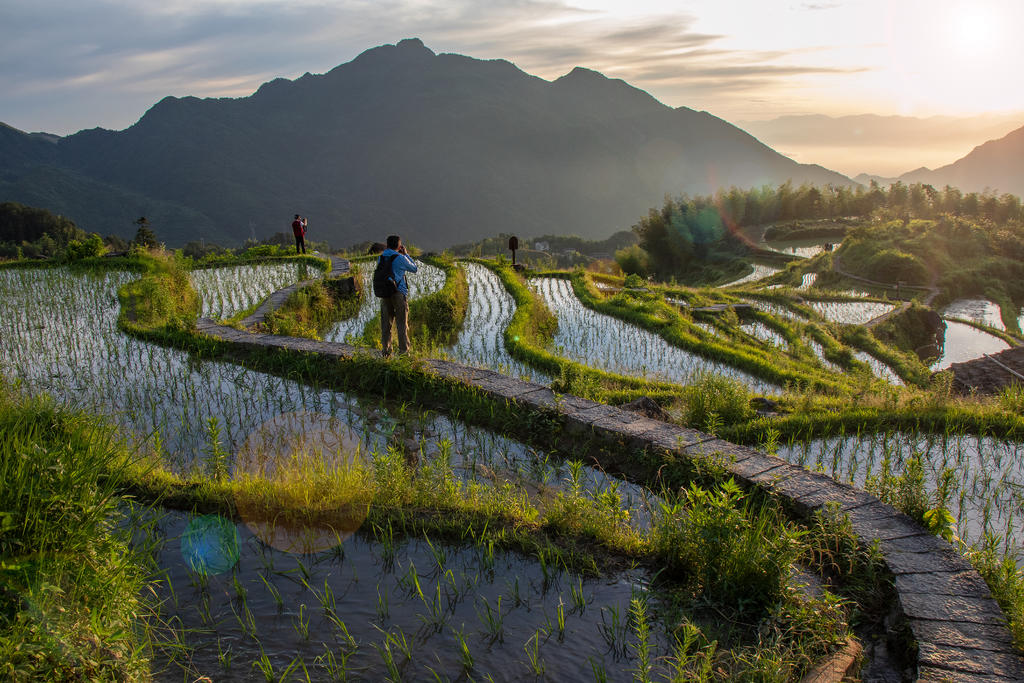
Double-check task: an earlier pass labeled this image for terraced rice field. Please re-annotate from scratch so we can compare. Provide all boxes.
[531,277,778,394]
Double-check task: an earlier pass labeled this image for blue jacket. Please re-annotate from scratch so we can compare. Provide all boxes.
[379,249,418,296]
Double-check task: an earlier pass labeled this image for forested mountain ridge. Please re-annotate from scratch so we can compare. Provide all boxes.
[0,38,851,248]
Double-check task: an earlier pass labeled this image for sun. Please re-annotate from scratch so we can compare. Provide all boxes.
[951,6,998,56]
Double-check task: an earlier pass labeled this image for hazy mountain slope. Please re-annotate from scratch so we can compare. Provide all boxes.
[738,113,1024,178]
[1,38,851,248]
[899,124,1024,196]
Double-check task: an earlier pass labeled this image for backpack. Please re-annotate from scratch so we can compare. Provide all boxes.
[372,253,399,298]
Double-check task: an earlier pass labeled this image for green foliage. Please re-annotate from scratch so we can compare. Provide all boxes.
[871,302,943,356]
[623,272,646,288]
[62,234,105,262]
[998,384,1024,414]
[865,453,930,524]
[408,256,470,348]
[131,217,159,248]
[263,276,362,340]
[804,503,890,622]
[968,540,1024,651]
[681,373,754,428]
[631,198,752,281]
[0,201,86,246]
[841,242,929,285]
[651,479,803,614]
[117,251,200,331]
[614,244,650,278]
[0,385,150,680]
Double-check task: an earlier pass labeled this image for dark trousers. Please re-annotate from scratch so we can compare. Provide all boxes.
[380,292,409,356]
[294,234,305,254]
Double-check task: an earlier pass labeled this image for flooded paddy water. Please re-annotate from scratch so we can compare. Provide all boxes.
[761,238,840,259]
[722,263,780,287]
[7,260,1024,676]
[2,264,699,680]
[149,509,663,682]
[807,300,894,326]
[931,320,1011,370]
[943,298,1006,331]
[445,263,549,383]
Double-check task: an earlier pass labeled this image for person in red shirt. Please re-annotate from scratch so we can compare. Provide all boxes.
[291,214,307,254]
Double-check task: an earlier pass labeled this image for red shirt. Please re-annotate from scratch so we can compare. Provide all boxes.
[291,219,305,237]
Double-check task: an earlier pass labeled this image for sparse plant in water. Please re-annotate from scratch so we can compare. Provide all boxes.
[524,630,546,676]
[629,597,652,683]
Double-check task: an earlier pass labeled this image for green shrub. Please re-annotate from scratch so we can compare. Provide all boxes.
[118,252,199,330]
[682,372,754,428]
[865,452,929,524]
[615,245,651,278]
[651,479,802,613]
[862,248,929,284]
[62,234,105,262]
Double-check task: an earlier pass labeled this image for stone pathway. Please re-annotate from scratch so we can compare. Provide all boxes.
[192,262,1024,681]
[237,255,350,328]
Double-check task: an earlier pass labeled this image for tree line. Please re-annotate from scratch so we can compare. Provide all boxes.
[618,182,1024,280]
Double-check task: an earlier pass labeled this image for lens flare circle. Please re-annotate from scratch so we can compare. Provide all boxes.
[180,514,240,575]
[233,411,371,554]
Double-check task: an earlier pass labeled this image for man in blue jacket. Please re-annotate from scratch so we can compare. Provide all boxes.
[379,234,418,356]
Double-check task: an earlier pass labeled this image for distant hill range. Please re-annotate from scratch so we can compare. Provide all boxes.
[895,125,1024,197]
[853,124,1024,196]
[740,113,1024,197]
[0,38,852,249]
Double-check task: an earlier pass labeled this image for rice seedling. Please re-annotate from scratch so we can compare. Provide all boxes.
[293,603,311,640]
[476,595,505,643]
[444,262,549,382]
[523,629,546,676]
[451,625,474,673]
[190,261,315,320]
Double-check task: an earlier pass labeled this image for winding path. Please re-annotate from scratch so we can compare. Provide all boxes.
[828,252,940,329]
[237,255,351,328]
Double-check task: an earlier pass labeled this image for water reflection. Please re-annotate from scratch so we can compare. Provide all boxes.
[931,320,1010,370]
[942,298,1005,331]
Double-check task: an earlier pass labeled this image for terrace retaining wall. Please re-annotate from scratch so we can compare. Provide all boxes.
[193,262,1024,681]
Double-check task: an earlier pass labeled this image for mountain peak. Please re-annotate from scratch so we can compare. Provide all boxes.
[558,66,608,81]
[350,37,435,66]
[396,37,430,52]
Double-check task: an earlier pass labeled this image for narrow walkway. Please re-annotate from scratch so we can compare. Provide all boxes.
[191,264,1024,680]
[830,252,940,329]
[238,255,350,328]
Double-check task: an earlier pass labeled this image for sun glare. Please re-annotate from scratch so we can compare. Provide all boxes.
[951,6,998,55]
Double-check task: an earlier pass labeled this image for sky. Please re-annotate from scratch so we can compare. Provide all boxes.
[3,0,1023,175]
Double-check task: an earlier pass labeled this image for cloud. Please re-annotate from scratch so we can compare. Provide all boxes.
[0,0,874,134]
[796,2,842,9]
